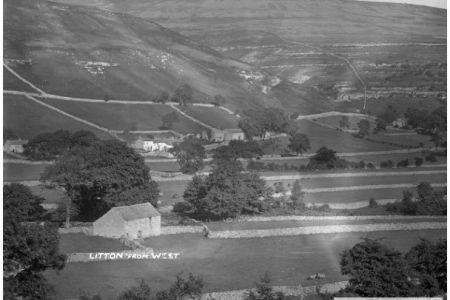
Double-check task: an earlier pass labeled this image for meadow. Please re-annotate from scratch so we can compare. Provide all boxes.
[181,106,240,129]
[3,95,111,140]
[40,98,207,134]
[47,229,447,299]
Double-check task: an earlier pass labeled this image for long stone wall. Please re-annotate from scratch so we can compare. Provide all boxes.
[209,222,446,239]
[201,281,349,300]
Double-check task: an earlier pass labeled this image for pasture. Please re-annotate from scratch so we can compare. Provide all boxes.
[40,98,207,134]
[47,229,446,299]
[296,120,400,153]
[3,94,111,140]
[3,163,47,181]
[181,106,240,129]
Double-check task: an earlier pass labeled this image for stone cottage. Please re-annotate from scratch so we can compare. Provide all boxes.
[4,139,28,153]
[92,202,161,239]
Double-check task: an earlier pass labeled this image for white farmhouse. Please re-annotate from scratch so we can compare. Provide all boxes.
[92,203,161,239]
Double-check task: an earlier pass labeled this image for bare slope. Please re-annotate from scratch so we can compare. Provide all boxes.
[3,0,296,111]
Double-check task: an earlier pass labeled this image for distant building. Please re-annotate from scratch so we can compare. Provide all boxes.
[92,203,161,239]
[4,139,28,153]
[131,136,173,152]
[224,128,245,141]
[392,118,407,128]
[210,129,225,142]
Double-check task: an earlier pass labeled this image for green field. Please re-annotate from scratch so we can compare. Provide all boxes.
[3,94,111,140]
[40,98,207,134]
[60,234,130,253]
[296,120,400,153]
[46,229,446,299]
[3,163,47,181]
[181,106,240,129]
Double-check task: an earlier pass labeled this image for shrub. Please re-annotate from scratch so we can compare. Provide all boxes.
[425,153,437,162]
[369,198,378,208]
[367,163,375,169]
[396,159,409,168]
[380,160,394,168]
[415,157,424,167]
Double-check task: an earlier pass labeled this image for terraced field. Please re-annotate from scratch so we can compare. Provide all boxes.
[181,106,240,129]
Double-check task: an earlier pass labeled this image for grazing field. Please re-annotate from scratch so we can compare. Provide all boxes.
[40,98,207,134]
[3,163,47,181]
[181,106,240,129]
[147,161,181,172]
[59,234,130,253]
[3,67,37,92]
[46,229,446,299]
[157,181,189,205]
[29,185,67,204]
[3,94,111,139]
[296,120,400,153]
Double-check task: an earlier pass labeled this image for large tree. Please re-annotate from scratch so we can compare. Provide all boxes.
[288,133,311,155]
[182,159,271,220]
[173,84,193,106]
[340,238,415,297]
[357,119,371,137]
[3,183,45,221]
[171,138,206,174]
[24,130,72,160]
[4,187,66,299]
[41,140,159,226]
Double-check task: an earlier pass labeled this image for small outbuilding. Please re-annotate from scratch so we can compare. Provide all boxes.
[92,202,161,239]
[4,139,28,153]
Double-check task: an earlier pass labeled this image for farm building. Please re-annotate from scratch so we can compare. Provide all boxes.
[132,136,174,153]
[224,128,245,141]
[209,128,245,142]
[392,118,407,128]
[92,203,161,239]
[4,139,28,153]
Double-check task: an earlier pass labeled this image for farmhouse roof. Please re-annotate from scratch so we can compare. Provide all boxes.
[110,203,160,221]
[223,128,243,133]
[4,139,28,146]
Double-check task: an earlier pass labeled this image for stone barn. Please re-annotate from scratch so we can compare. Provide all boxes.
[92,202,161,239]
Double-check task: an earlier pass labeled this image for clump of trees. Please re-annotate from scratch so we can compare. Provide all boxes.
[333,238,446,297]
[177,158,272,220]
[41,139,159,227]
[213,140,263,160]
[386,182,446,215]
[118,272,203,300]
[246,274,286,300]
[288,133,311,155]
[3,184,66,299]
[172,84,193,106]
[238,108,300,139]
[307,147,346,170]
[170,137,206,174]
[24,130,99,160]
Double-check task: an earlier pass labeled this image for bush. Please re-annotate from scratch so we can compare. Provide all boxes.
[415,157,424,167]
[425,153,437,162]
[380,160,394,168]
[173,202,192,215]
[367,163,375,169]
[396,159,409,168]
[369,198,378,208]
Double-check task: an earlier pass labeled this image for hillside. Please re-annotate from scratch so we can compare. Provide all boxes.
[4,0,318,112]
[52,0,447,113]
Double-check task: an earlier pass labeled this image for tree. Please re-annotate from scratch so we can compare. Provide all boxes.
[374,118,387,134]
[430,133,444,149]
[173,84,193,106]
[171,138,206,174]
[70,130,98,148]
[415,157,424,167]
[156,91,169,104]
[288,133,311,155]
[416,182,433,201]
[4,183,45,221]
[239,114,265,139]
[340,238,415,296]
[246,273,285,300]
[4,215,66,299]
[24,130,72,160]
[357,119,370,137]
[290,180,305,208]
[161,112,180,129]
[339,116,350,129]
[214,140,263,160]
[154,272,204,300]
[308,147,343,170]
[182,159,271,220]
[214,94,226,106]
[41,140,159,227]
[118,280,152,300]
[406,239,446,293]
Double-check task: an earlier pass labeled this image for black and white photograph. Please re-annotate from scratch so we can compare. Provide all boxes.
[2,0,447,299]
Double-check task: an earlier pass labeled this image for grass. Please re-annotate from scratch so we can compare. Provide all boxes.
[3,94,111,140]
[29,185,67,204]
[181,106,240,129]
[40,98,207,134]
[59,233,130,253]
[46,229,446,299]
[296,120,400,153]
[147,161,181,172]
[3,163,47,181]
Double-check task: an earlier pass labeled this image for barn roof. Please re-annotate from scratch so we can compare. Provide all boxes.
[4,139,28,146]
[110,202,160,221]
